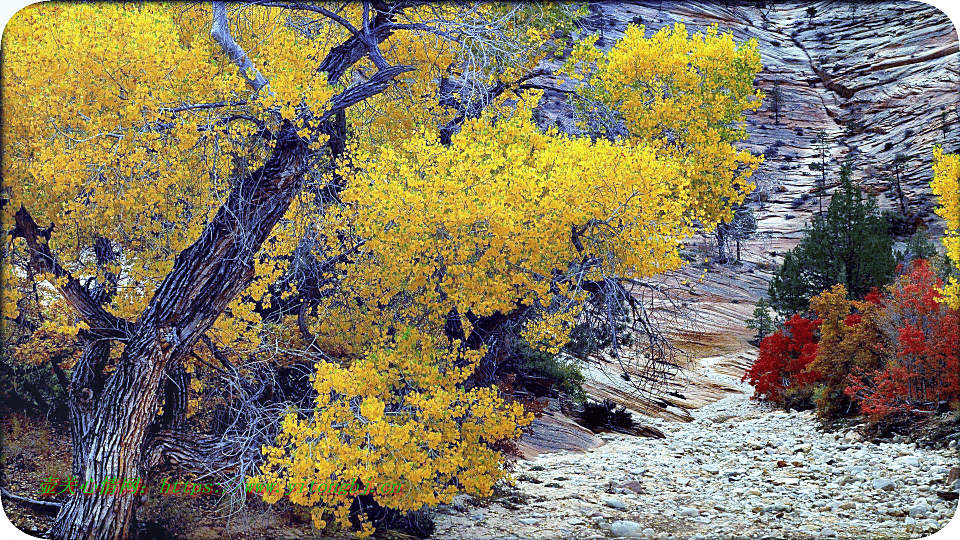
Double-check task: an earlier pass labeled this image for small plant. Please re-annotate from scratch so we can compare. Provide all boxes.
[896,227,938,266]
[806,6,817,24]
[580,399,634,432]
[516,347,587,403]
[727,204,757,262]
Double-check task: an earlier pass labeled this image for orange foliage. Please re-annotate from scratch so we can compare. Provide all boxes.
[808,284,886,418]
[845,260,960,419]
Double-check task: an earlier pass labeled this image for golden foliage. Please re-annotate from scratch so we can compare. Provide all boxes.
[932,147,960,308]
[564,22,763,225]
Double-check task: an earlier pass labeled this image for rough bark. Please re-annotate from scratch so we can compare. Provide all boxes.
[49,120,309,540]
[68,338,112,478]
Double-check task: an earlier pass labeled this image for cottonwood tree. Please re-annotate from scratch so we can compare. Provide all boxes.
[932,147,960,308]
[4,2,560,537]
[1,4,762,539]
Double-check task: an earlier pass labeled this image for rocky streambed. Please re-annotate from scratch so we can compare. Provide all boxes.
[433,362,960,540]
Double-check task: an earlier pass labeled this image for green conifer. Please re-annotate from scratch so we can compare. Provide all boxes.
[768,162,895,315]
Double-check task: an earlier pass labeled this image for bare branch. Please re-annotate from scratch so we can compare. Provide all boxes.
[254,1,360,35]
[211,1,270,94]
[0,487,63,511]
[159,100,248,114]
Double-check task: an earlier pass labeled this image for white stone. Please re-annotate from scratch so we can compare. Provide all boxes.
[679,507,700,518]
[603,497,628,510]
[895,455,921,468]
[872,478,896,491]
[609,520,642,537]
[908,503,930,518]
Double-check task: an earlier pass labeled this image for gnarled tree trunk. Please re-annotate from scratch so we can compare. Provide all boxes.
[43,121,309,540]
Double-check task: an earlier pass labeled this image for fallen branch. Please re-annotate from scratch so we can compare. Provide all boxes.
[0,486,64,510]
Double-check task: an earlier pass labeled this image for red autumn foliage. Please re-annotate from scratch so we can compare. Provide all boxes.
[743,315,822,403]
[845,259,960,419]
[807,284,887,419]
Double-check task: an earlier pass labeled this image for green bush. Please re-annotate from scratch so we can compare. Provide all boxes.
[515,347,586,403]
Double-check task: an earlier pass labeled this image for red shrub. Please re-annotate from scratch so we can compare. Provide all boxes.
[743,315,821,404]
[845,260,960,418]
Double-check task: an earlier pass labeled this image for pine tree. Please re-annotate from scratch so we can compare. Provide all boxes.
[768,162,895,315]
[745,297,775,344]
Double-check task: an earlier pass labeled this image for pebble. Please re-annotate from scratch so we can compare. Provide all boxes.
[908,502,931,518]
[679,507,700,517]
[609,520,642,537]
[873,478,896,491]
[603,497,628,510]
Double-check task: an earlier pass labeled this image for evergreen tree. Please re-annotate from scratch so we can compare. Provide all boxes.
[745,297,775,345]
[769,80,784,125]
[768,162,895,315]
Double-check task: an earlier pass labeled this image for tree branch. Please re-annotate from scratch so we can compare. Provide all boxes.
[0,486,63,511]
[11,206,133,340]
[145,430,248,477]
[211,1,270,94]
[133,121,309,359]
[318,64,414,123]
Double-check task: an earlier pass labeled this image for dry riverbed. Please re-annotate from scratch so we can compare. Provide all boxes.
[434,364,960,540]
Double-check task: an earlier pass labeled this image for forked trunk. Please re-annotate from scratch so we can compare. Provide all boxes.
[44,122,310,540]
[52,343,169,540]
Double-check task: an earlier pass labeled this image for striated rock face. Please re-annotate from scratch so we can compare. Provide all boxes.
[516,398,607,458]
[529,1,959,424]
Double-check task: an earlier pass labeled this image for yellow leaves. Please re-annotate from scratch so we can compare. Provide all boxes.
[932,147,960,308]
[562,22,763,228]
[4,4,764,536]
[521,306,580,355]
[359,397,386,422]
[260,323,532,531]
